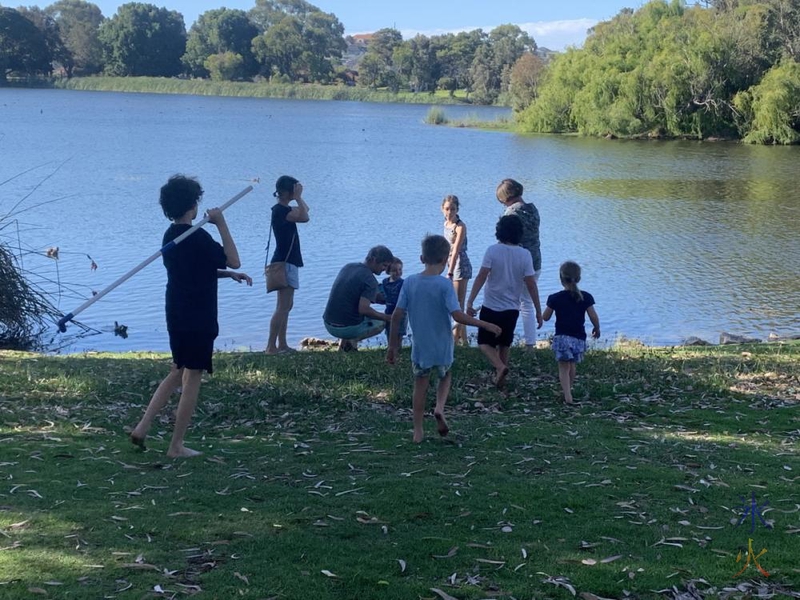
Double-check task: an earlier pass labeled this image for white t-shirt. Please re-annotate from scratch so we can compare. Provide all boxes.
[480,243,535,311]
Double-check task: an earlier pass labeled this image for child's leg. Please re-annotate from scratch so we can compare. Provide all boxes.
[479,344,509,389]
[412,375,430,443]
[131,365,183,445]
[569,362,577,387]
[434,370,452,436]
[267,288,295,353]
[453,279,468,344]
[558,361,574,404]
[167,368,204,457]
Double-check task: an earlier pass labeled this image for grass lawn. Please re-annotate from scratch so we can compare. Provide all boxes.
[1,342,798,599]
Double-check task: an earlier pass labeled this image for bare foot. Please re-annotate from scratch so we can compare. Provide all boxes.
[412,430,424,443]
[563,397,574,405]
[434,412,449,437]
[277,347,297,354]
[129,432,146,450]
[167,446,202,458]
[494,366,509,390]
[338,339,357,352]
[265,347,280,355]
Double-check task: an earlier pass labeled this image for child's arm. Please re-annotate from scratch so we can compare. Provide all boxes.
[286,183,310,223]
[523,275,543,328]
[447,222,467,278]
[542,306,553,321]
[358,296,391,322]
[386,308,406,364]
[218,270,253,285]
[466,267,490,315]
[206,208,241,269]
[452,310,501,337]
[587,306,600,338]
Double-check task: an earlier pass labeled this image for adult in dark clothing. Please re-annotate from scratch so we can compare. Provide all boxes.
[131,175,251,458]
[266,175,309,354]
[323,245,395,351]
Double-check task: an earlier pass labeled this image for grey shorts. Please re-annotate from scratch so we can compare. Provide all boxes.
[412,363,451,379]
[552,335,586,363]
[453,255,472,281]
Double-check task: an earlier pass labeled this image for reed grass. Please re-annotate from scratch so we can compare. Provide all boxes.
[54,77,473,105]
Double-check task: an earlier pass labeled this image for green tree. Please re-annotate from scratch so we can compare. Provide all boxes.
[488,24,537,94]
[735,59,800,143]
[435,29,486,94]
[251,14,304,79]
[250,0,344,82]
[98,3,186,76]
[0,7,52,82]
[16,6,67,75]
[204,51,244,81]
[183,8,258,78]
[469,44,498,104]
[356,27,402,88]
[45,0,105,76]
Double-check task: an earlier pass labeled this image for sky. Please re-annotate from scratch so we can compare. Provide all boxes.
[89,0,646,51]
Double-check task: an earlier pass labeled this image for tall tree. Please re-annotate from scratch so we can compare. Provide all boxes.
[0,7,52,82]
[508,52,546,111]
[16,6,67,75]
[98,3,185,76]
[488,24,537,94]
[45,0,105,76]
[356,27,401,88]
[183,8,258,78]
[250,0,344,81]
[434,29,486,94]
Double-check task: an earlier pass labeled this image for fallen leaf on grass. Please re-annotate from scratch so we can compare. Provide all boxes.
[27,588,48,596]
[542,575,576,596]
[601,555,622,563]
[121,563,160,571]
[430,588,459,600]
[580,593,617,600]
[432,546,459,559]
[233,572,249,585]
[321,570,339,578]
[397,559,406,573]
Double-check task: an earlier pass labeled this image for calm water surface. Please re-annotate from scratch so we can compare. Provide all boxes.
[1,88,798,352]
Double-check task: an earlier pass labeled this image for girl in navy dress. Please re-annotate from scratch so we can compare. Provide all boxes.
[542,261,600,404]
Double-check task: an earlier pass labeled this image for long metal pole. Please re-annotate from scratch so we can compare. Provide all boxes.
[57,185,253,332]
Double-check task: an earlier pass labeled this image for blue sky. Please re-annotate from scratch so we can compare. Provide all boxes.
[89,0,645,50]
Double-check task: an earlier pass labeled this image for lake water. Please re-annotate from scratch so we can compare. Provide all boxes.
[1,88,798,352]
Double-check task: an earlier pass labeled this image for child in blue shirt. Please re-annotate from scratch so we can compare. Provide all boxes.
[379,258,407,344]
[387,235,500,443]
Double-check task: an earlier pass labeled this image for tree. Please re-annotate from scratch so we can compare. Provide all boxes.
[356,27,401,88]
[469,44,498,104]
[251,14,304,79]
[98,3,186,77]
[250,0,345,82]
[204,51,244,81]
[16,6,66,75]
[488,24,537,94]
[0,7,52,82]
[435,29,486,93]
[735,59,800,143]
[45,0,105,76]
[183,8,258,78]
[508,52,545,111]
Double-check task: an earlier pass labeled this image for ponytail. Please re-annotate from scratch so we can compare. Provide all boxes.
[559,261,583,302]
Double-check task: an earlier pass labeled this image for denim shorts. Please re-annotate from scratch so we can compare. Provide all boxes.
[324,318,384,340]
[552,334,586,363]
[286,263,300,289]
[412,363,451,379]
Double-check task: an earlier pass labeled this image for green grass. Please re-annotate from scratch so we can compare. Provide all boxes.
[1,343,798,598]
[53,77,477,105]
[423,107,515,132]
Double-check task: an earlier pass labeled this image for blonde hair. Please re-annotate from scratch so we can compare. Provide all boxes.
[560,261,583,302]
[496,178,523,203]
[441,194,460,210]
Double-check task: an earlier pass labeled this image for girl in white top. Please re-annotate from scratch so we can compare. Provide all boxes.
[467,215,542,390]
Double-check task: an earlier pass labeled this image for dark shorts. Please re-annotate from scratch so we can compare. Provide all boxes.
[169,330,216,373]
[477,306,519,348]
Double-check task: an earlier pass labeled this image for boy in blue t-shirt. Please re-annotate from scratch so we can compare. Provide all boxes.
[387,235,500,443]
[379,258,407,344]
